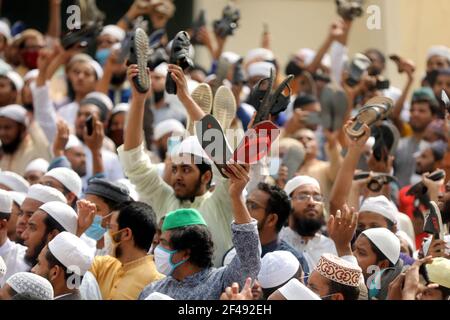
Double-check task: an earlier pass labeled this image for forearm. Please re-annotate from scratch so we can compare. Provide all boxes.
[117,7,140,31]
[31,82,58,143]
[326,142,343,181]
[47,1,61,38]
[306,37,333,74]
[124,97,146,151]
[91,150,104,175]
[330,148,362,214]
[179,94,205,122]
[392,78,414,121]
[95,67,113,94]
[231,195,252,225]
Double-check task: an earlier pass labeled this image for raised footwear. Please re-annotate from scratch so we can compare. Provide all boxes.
[128,28,151,93]
[345,96,393,139]
[187,83,213,135]
[212,86,236,131]
[166,31,194,94]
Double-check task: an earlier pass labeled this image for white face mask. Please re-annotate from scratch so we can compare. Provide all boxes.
[154,245,188,276]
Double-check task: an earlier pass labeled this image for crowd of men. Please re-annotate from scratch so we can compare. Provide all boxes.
[0,0,449,301]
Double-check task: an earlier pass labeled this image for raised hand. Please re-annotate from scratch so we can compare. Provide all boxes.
[83,114,104,153]
[402,256,436,300]
[327,204,358,256]
[127,64,152,101]
[76,199,97,236]
[53,119,70,157]
[167,64,189,101]
[222,161,250,199]
[220,277,254,300]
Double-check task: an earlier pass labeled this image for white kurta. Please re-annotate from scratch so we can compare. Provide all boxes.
[0,239,30,286]
[279,227,337,271]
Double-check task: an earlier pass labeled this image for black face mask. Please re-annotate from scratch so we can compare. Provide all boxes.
[292,214,323,237]
[153,90,165,104]
[111,72,127,86]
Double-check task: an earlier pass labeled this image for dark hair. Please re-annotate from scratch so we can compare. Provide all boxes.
[437,286,450,300]
[45,248,75,281]
[169,224,214,269]
[364,48,386,64]
[117,201,157,252]
[328,279,360,300]
[384,218,395,232]
[195,161,213,189]
[412,99,440,116]
[43,214,66,234]
[364,234,394,267]
[257,182,291,232]
[293,94,318,110]
[0,211,10,221]
[102,197,122,212]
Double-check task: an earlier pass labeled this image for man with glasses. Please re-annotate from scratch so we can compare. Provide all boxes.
[40,168,83,208]
[222,182,309,275]
[280,175,337,271]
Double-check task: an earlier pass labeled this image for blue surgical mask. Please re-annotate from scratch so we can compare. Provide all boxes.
[154,245,188,276]
[85,215,107,241]
[95,48,111,66]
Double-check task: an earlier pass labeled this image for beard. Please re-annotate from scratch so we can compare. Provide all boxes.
[24,235,47,266]
[153,90,165,104]
[111,72,127,86]
[1,132,24,154]
[174,177,202,202]
[291,214,323,237]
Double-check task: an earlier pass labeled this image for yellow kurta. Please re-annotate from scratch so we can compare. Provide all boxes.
[90,255,164,300]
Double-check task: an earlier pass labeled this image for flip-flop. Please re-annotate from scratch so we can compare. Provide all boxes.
[346,96,393,139]
[407,169,445,197]
[187,83,213,135]
[128,28,151,93]
[212,85,236,130]
[233,120,280,164]
[195,114,234,178]
[165,31,193,94]
[423,201,445,240]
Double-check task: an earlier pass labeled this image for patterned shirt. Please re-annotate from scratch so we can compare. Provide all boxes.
[138,220,261,300]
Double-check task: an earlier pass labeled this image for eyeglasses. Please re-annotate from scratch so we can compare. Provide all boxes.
[291,193,323,203]
[245,200,266,211]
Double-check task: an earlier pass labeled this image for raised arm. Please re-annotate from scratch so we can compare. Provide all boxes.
[47,0,62,39]
[168,64,206,121]
[327,204,358,257]
[390,63,415,133]
[83,115,105,177]
[329,121,371,215]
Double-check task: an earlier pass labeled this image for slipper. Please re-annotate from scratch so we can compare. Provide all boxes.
[336,0,364,21]
[407,169,445,197]
[211,57,231,95]
[424,201,445,240]
[61,21,101,50]
[212,86,236,130]
[346,96,393,139]
[233,120,280,164]
[319,84,348,131]
[165,31,193,94]
[187,83,213,135]
[195,114,234,178]
[281,142,306,180]
[128,28,151,93]
[191,10,207,45]
[371,121,400,161]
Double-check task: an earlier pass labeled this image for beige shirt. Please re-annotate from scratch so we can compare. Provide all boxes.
[0,122,51,175]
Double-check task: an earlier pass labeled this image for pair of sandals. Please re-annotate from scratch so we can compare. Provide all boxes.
[346,96,394,139]
[128,29,193,94]
[353,172,398,192]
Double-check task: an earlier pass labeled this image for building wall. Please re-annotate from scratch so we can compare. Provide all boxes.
[194,0,450,90]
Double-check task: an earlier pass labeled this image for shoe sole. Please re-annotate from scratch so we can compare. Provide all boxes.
[188,83,213,135]
[212,86,236,131]
[132,28,150,93]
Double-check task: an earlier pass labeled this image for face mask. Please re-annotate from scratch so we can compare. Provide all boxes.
[154,245,188,276]
[22,50,39,69]
[104,229,124,257]
[85,215,107,241]
[95,48,111,66]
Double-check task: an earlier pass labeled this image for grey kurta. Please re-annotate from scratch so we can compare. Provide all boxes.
[138,220,261,300]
